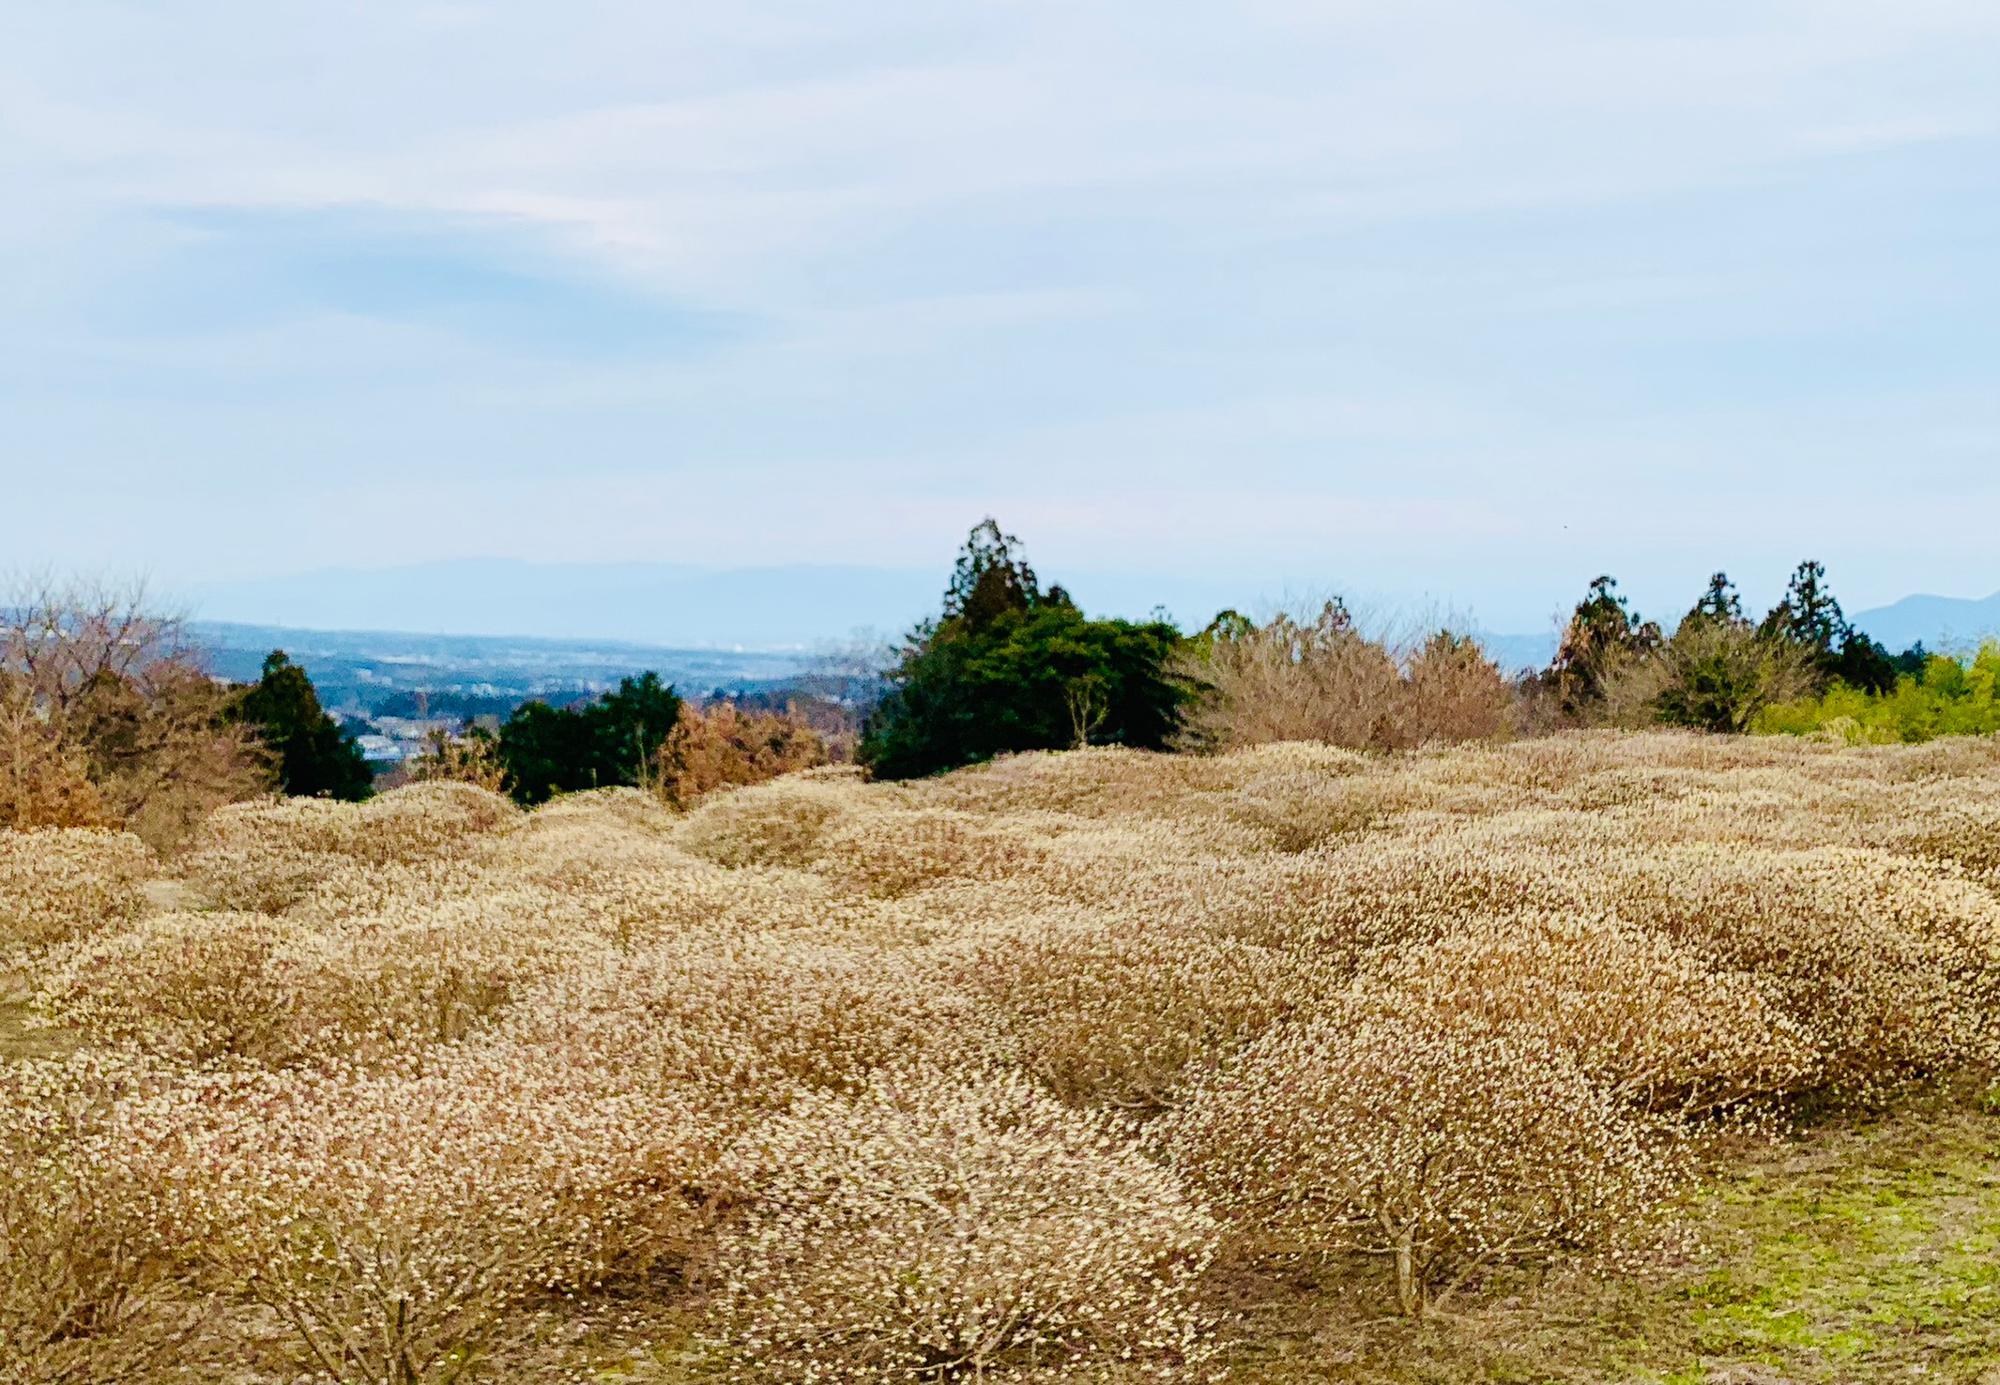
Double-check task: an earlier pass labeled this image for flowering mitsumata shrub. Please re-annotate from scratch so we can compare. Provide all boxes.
[106,1038,728,1383]
[1159,1012,1695,1316]
[1340,909,1820,1116]
[5,729,2000,1373]
[0,827,149,950]
[707,1065,1220,1382]
[0,1054,201,1385]
[925,916,1296,1110]
[180,781,520,912]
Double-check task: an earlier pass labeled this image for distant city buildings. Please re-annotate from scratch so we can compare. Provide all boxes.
[354,716,465,763]
[353,734,405,764]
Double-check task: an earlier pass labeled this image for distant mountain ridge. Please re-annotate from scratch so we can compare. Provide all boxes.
[1848,592,2000,653]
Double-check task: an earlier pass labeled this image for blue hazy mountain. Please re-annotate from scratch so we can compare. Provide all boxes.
[1848,592,2000,653]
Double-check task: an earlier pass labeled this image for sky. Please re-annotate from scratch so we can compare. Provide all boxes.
[4,2,1998,637]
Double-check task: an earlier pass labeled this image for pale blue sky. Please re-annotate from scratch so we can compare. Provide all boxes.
[4,2,1998,634]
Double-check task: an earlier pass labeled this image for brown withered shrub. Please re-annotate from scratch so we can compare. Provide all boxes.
[0,579,268,847]
[1178,602,1508,753]
[1179,602,1401,751]
[74,663,268,852]
[651,700,828,810]
[1396,630,1512,745]
[0,692,113,832]
[707,1065,1219,1382]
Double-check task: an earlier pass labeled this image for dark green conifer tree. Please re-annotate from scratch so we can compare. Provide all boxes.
[228,651,372,800]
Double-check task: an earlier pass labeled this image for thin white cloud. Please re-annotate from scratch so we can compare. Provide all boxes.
[2,2,1997,626]
[10,2,1998,292]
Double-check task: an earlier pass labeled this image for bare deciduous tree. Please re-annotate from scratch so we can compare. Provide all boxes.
[1176,601,1509,753]
[0,576,269,844]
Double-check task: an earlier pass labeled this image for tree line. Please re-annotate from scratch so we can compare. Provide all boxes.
[4,539,1989,838]
[854,524,1987,776]
[1529,562,1958,736]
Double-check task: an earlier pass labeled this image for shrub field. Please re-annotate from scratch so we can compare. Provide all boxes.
[6,732,2000,1381]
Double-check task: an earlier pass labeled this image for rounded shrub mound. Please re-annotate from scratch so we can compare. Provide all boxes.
[182,783,520,912]
[1163,1009,1694,1316]
[707,1065,1220,1381]
[112,1037,724,1383]
[671,775,858,870]
[36,911,309,1064]
[1346,910,1819,1115]
[0,827,150,948]
[929,916,1294,1111]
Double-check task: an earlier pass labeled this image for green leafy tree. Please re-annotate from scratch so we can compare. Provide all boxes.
[945,518,1051,629]
[591,671,683,783]
[1625,570,1803,732]
[1756,642,2000,743]
[1642,622,1816,733]
[494,700,597,805]
[1683,572,1745,630]
[495,673,682,805]
[1830,631,1898,695]
[1756,560,1897,694]
[228,651,372,801]
[1757,560,1847,655]
[859,522,1191,779]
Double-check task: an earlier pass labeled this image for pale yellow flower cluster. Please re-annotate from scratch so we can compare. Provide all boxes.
[0,826,149,950]
[708,1066,1219,1382]
[3,730,1998,1380]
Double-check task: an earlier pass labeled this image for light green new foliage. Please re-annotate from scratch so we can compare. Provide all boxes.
[1756,641,2000,743]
